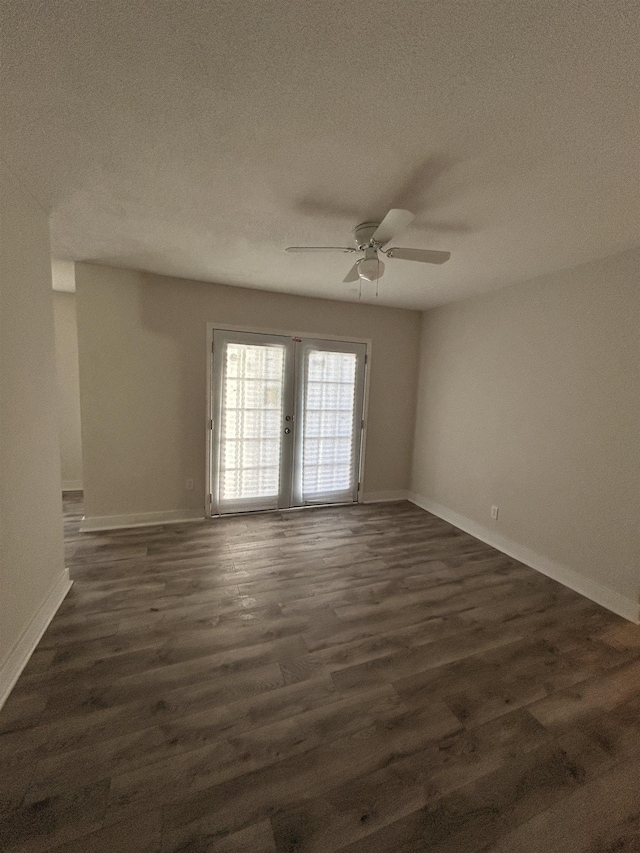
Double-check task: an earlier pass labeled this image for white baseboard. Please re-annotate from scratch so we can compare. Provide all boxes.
[0,568,73,710]
[61,480,83,491]
[408,492,639,624]
[362,490,409,504]
[80,508,205,532]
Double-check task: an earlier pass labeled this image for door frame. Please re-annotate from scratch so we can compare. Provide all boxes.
[205,322,372,517]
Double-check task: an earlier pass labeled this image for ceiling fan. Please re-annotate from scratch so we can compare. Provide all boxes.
[285,209,450,283]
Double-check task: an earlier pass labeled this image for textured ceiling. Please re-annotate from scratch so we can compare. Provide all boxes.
[2,1,639,309]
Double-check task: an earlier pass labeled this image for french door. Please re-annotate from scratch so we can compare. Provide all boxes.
[210,330,367,514]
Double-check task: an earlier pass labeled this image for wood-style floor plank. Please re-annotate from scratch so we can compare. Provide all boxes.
[0,491,638,852]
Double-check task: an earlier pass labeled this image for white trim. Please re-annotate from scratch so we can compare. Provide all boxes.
[80,508,205,532]
[408,492,639,624]
[61,480,83,491]
[206,321,371,346]
[0,568,72,710]
[205,325,214,518]
[362,490,409,503]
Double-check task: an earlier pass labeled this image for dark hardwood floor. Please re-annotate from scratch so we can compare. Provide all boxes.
[1,493,639,852]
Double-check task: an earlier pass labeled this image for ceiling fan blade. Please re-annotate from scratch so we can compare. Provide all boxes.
[285,246,356,253]
[372,209,415,245]
[343,262,361,283]
[386,247,451,265]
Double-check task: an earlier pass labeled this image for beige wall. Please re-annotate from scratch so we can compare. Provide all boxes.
[75,263,421,520]
[411,248,640,617]
[53,291,83,489]
[0,163,66,694]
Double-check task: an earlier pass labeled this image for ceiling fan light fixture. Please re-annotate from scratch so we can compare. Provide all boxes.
[357,256,384,281]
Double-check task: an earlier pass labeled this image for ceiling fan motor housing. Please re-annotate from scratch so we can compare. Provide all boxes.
[354,222,380,249]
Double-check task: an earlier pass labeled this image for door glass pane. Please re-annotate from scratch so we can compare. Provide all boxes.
[302,350,357,500]
[219,343,285,502]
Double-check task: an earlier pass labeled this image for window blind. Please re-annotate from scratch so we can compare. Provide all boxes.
[302,350,357,500]
[219,342,285,502]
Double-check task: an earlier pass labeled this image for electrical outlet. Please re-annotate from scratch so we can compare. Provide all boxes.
[185,478,194,491]
[491,505,499,520]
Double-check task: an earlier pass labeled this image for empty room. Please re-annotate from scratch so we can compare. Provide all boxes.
[1,1,639,851]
